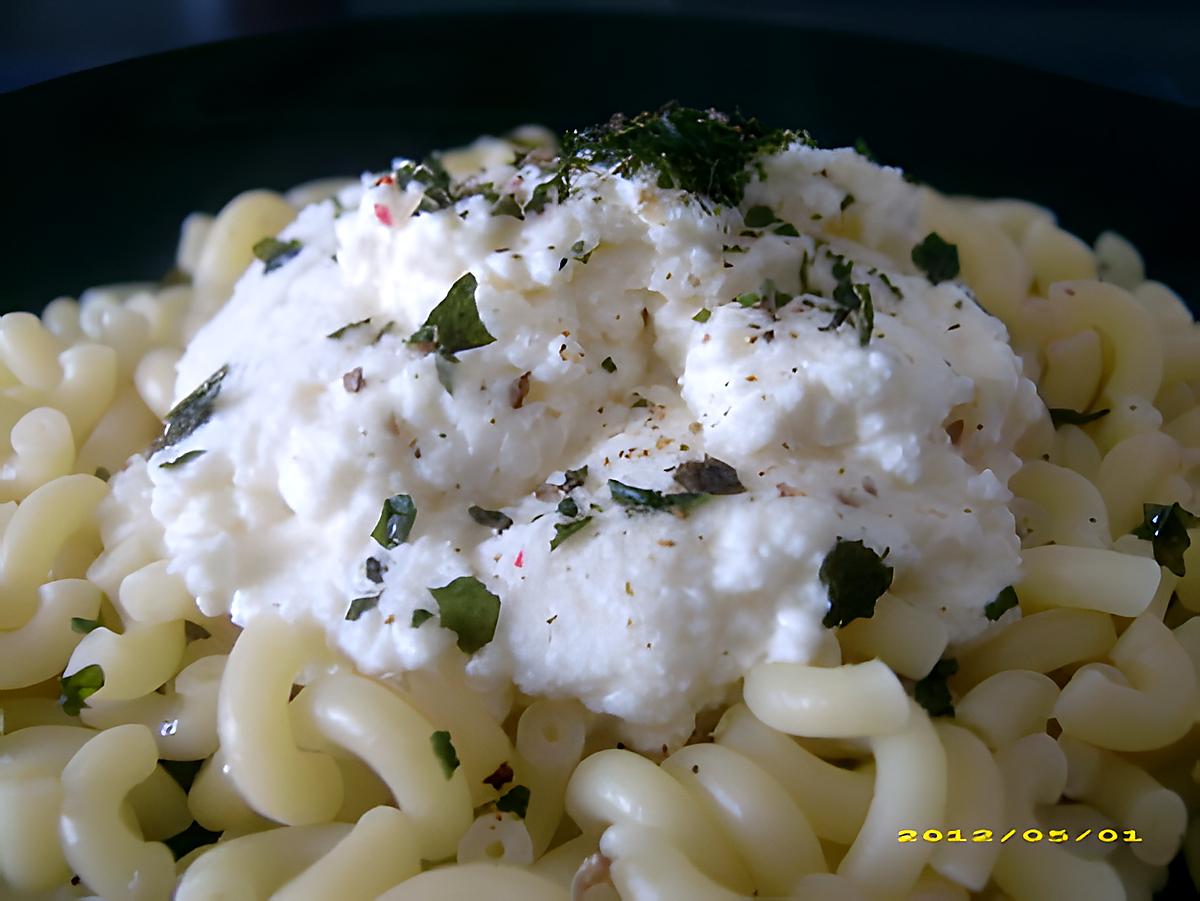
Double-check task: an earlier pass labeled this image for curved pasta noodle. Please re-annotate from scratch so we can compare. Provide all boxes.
[1016,544,1161,616]
[457,811,535,866]
[64,619,186,702]
[287,670,474,861]
[376,862,570,901]
[601,823,749,901]
[955,608,1116,689]
[216,613,343,825]
[742,659,909,737]
[58,724,176,901]
[835,596,947,680]
[1008,460,1110,549]
[931,722,1003,891]
[955,669,1059,749]
[0,579,102,690]
[515,698,588,856]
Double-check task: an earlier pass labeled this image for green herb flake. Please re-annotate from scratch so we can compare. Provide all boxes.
[877,272,903,299]
[429,576,501,654]
[370,494,417,548]
[735,291,760,307]
[601,356,617,373]
[570,240,594,263]
[1131,502,1200,577]
[692,308,712,323]
[773,222,800,237]
[411,608,434,628]
[70,616,101,634]
[252,237,303,274]
[326,318,372,340]
[60,664,104,716]
[723,244,746,254]
[556,497,579,518]
[914,658,958,718]
[550,516,594,551]
[911,233,960,284]
[744,205,780,228]
[819,538,894,628]
[345,594,382,621]
[561,466,589,491]
[394,157,456,213]
[431,730,460,779]
[151,364,229,454]
[159,449,206,469]
[408,273,495,357]
[1048,407,1111,429]
[496,784,531,818]
[673,455,746,495]
[609,479,710,517]
[984,585,1019,621]
[853,138,876,161]
[840,193,856,212]
[94,466,111,482]
[491,194,525,220]
[468,505,514,533]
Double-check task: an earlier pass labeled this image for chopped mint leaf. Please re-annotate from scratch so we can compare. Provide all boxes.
[94,466,111,482]
[557,497,579,518]
[744,205,779,228]
[70,616,101,634]
[252,237,302,273]
[496,784,531,818]
[985,585,1019,621]
[326,318,372,340]
[673,455,746,495]
[429,576,501,654]
[853,138,876,161]
[431,730,460,779]
[601,356,617,373]
[491,194,524,220]
[570,240,594,263]
[630,395,650,408]
[365,556,385,584]
[877,272,903,299]
[1131,502,1200,577]
[773,222,800,237]
[394,157,455,213]
[609,480,710,517]
[819,538,893,628]
[550,516,593,551]
[911,233,960,284]
[1048,407,1111,429]
[151,364,228,453]
[411,608,434,628]
[723,244,746,254]
[60,664,104,716]
[560,466,589,492]
[735,291,760,307]
[799,250,813,295]
[854,283,875,347]
[159,449,206,469]
[371,321,396,344]
[914,658,958,718]
[468,505,513,533]
[345,594,381,621]
[840,193,856,211]
[408,273,495,357]
[692,308,712,323]
[371,494,417,548]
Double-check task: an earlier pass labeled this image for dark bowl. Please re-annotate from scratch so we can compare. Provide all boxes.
[2,11,1197,310]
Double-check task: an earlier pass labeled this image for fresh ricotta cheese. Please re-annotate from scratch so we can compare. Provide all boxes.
[106,128,1041,748]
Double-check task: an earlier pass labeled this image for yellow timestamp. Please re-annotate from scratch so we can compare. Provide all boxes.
[898,828,1143,844]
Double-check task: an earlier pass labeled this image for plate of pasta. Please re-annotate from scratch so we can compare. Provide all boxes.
[2,13,1200,901]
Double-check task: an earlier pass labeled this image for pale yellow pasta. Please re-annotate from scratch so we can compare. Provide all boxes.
[1173,534,1200,611]
[186,748,276,835]
[1038,328,1103,413]
[81,654,224,760]
[58,724,176,901]
[1165,406,1200,449]
[662,743,826,893]
[515,698,588,856]
[132,347,183,420]
[1,407,75,502]
[85,532,162,607]
[48,342,118,443]
[835,596,947,680]
[375,862,570,901]
[127,763,192,841]
[216,614,343,826]
[529,834,600,887]
[40,296,84,344]
[1054,614,1196,751]
[713,703,872,845]
[78,301,151,379]
[0,312,65,391]
[565,748,753,892]
[959,196,1055,245]
[1095,430,1185,535]
[1016,544,1161,616]
[73,384,163,475]
[0,472,107,629]
[1135,280,1194,330]
[124,286,191,349]
[1156,380,1196,424]
[64,620,186,702]
[599,823,749,901]
[743,659,909,737]
[955,670,1059,750]
[1094,230,1144,290]
[1022,218,1098,295]
[287,670,474,860]
[837,701,945,898]
[1008,460,1110,549]
[991,734,1124,901]
[0,579,102,689]
[1059,734,1186,866]
[955,608,1116,688]
[175,212,214,275]
[114,559,199,625]
[931,723,1003,892]
[457,812,535,865]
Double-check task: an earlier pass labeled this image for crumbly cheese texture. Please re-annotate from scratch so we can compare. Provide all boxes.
[111,140,1040,747]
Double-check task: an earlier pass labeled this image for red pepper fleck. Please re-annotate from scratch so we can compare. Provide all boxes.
[514,550,525,568]
[374,203,393,226]
[374,175,395,186]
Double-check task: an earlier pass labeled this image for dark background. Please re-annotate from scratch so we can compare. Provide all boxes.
[4,0,1199,104]
[2,1,1198,308]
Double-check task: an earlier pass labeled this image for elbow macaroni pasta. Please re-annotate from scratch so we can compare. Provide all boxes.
[2,156,1199,901]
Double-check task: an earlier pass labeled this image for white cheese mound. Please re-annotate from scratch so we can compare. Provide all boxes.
[112,138,1041,748]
